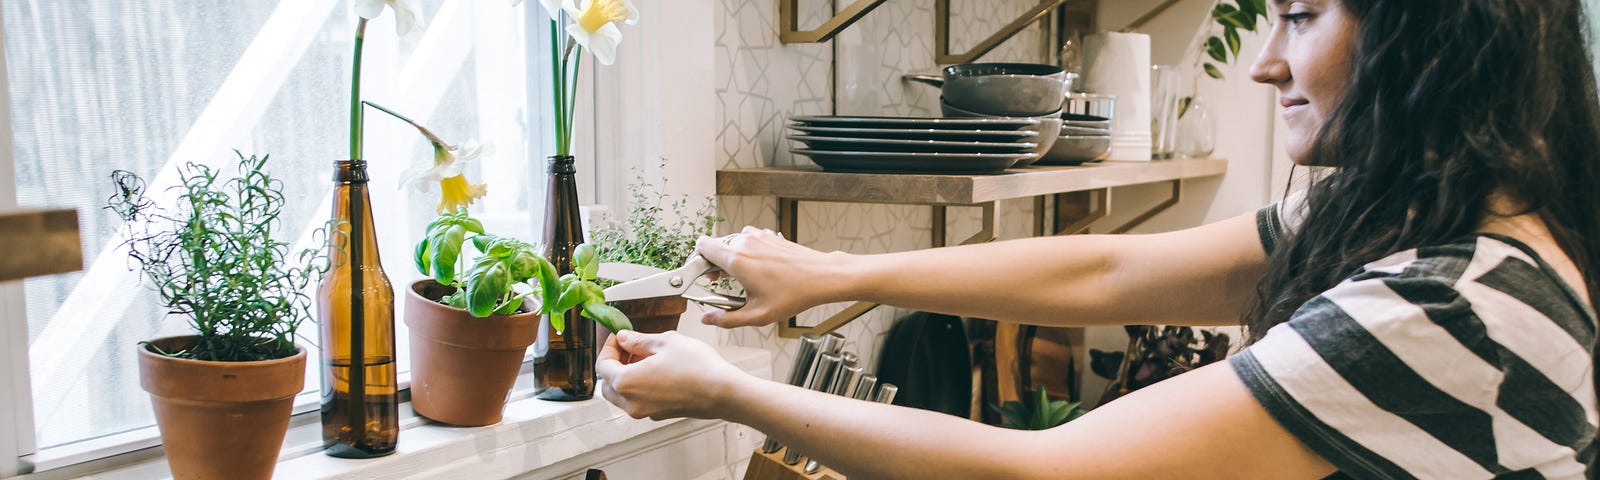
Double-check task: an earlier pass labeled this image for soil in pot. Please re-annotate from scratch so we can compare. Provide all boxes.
[405,279,539,426]
[139,335,306,480]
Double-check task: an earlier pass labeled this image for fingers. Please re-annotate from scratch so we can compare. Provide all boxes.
[695,234,735,272]
[701,306,769,328]
[614,329,673,356]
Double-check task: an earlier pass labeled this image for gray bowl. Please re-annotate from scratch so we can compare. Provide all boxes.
[1038,135,1112,166]
[1059,125,1111,136]
[908,63,1068,117]
[939,98,1062,166]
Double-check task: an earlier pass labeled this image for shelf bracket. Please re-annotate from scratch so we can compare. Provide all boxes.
[777,202,998,338]
[1052,188,1109,236]
[1108,180,1181,234]
[779,0,888,44]
[935,0,1064,64]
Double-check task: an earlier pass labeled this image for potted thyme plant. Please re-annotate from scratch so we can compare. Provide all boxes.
[590,172,723,333]
[407,208,627,426]
[109,152,325,480]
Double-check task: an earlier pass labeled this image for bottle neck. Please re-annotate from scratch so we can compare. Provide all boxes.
[546,155,575,175]
[334,160,370,183]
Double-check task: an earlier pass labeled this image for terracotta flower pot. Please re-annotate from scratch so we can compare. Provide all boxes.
[138,335,306,480]
[405,279,539,426]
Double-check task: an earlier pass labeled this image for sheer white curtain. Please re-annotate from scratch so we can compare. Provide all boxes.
[4,0,536,451]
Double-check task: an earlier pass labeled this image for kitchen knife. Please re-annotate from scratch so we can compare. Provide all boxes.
[851,374,878,401]
[762,333,823,454]
[874,384,899,404]
[785,353,843,466]
[833,365,864,397]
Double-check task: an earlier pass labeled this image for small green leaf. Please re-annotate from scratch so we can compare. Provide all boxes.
[461,216,485,234]
[495,296,524,316]
[574,243,599,280]
[465,261,510,317]
[430,225,467,285]
[554,275,585,314]
[1211,3,1237,18]
[469,234,494,254]
[1204,63,1225,80]
[1253,0,1268,23]
[581,300,633,333]
[538,260,561,315]
[1225,27,1242,58]
[414,236,431,276]
[1236,0,1256,18]
[1206,37,1227,63]
[1179,96,1193,119]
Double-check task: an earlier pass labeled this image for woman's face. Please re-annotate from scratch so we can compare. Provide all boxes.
[1250,0,1358,164]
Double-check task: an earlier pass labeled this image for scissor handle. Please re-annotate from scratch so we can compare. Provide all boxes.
[683,291,746,310]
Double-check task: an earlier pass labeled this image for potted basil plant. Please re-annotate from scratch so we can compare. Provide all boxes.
[109,153,325,480]
[407,209,628,426]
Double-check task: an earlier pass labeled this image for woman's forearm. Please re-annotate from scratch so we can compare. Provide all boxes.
[724,377,1031,479]
[826,214,1265,327]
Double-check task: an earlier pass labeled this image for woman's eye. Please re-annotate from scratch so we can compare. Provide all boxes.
[1280,12,1312,27]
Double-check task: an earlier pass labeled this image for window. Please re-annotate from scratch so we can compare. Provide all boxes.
[2,0,545,467]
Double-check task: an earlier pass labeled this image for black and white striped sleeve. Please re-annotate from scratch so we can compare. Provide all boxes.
[1229,251,1596,479]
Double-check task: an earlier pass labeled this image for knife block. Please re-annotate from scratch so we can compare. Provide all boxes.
[742,448,844,480]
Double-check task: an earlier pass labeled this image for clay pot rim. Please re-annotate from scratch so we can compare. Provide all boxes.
[407,279,538,319]
[138,335,307,367]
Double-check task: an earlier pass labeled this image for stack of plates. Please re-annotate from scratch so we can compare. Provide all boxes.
[1037,113,1113,166]
[788,115,1042,174]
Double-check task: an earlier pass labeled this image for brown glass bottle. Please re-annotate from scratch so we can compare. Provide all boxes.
[316,160,400,457]
[536,155,597,401]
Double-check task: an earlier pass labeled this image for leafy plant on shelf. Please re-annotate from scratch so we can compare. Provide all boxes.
[108,152,327,362]
[990,385,1087,430]
[1090,326,1232,404]
[590,168,723,281]
[1198,0,1271,80]
[415,208,631,333]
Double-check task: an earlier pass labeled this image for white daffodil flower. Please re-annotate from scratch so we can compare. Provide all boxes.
[562,0,640,66]
[400,140,492,213]
[354,0,425,36]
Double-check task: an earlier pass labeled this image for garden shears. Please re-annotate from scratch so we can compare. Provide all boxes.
[599,252,746,310]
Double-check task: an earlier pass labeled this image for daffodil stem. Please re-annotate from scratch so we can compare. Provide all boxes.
[564,50,581,155]
[350,18,368,162]
[550,19,568,156]
[362,100,446,146]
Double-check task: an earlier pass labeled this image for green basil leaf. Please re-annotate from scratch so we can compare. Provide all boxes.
[538,260,561,315]
[495,296,524,316]
[581,300,633,333]
[470,234,494,254]
[465,261,510,317]
[574,243,598,280]
[461,216,485,234]
[554,275,585,313]
[430,225,466,285]
[414,236,431,277]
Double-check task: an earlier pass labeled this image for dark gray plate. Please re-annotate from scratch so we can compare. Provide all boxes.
[792,149,1032,174]
[790,115,1040,130]
[791,135,1036,154]
[789,125,1038,142]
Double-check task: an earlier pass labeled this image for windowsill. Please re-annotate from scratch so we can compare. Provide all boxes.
[17,345,772,480]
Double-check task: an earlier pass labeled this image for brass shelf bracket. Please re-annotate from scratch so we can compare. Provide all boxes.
[1052,188,1109,236]
[935,0,1064,64]
[779,0,888,44]
[1109,179,1181,234]
[777,201,998,338]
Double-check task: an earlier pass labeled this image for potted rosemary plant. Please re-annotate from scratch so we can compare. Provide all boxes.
[109,152,325,480]
[407,209,627,426]
[590,174,723,333]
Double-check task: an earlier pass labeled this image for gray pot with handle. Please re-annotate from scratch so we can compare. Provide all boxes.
[906,63,1069,117]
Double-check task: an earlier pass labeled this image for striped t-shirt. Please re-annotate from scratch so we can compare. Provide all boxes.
[1230,201,1599,479]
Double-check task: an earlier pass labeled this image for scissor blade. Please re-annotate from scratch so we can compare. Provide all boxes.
[598,262,667,283]
[601,270,688,303]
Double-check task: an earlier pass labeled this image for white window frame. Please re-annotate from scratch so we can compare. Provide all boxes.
[0,0,718,476]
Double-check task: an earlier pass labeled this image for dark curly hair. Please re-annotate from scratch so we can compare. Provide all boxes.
[1245,0,1600,411]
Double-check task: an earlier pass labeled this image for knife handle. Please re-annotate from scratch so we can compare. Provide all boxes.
[851,374,878,401]
[874,384,900,405]
[833,365,864,397]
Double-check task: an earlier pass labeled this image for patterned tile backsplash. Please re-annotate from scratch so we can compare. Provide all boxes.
[714,0,1058,385]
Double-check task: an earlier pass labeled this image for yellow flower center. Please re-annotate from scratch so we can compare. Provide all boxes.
[436,174,487,214]
[577,0,628,33]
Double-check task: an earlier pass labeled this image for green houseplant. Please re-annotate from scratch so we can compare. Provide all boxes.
[589,173,723,333]
[990,385,1087,430]
[109,152,325,480]
[405,208,628,425]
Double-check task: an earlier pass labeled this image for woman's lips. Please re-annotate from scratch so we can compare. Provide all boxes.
[1281,101,1308,119]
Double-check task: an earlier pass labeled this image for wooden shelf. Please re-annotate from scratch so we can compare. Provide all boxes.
[0,208,82,282]
[717,159,1228,205]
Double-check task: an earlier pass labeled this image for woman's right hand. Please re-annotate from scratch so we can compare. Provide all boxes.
[694,226,850,328]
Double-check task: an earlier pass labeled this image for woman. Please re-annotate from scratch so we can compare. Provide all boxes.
[597,0,1600,477]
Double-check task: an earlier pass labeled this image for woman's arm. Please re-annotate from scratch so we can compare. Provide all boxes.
[597,331,1335,480]
[698,211,1267,328]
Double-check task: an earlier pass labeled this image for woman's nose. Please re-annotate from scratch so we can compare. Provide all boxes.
[1250,32,1289,86]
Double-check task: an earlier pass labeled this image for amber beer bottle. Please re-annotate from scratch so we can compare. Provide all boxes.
[317,160,400,457]
[537,155,597,401]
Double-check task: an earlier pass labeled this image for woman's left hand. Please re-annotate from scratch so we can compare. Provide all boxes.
[596,330,750,420]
